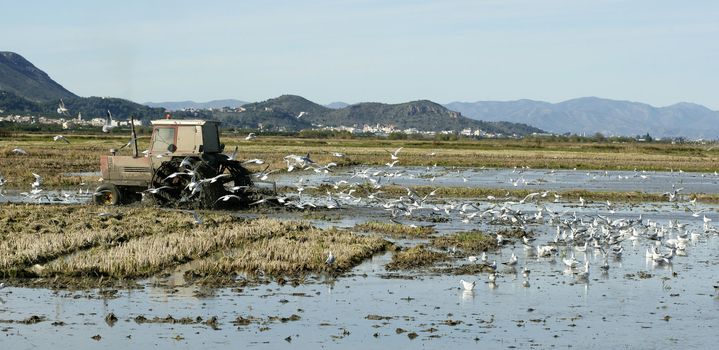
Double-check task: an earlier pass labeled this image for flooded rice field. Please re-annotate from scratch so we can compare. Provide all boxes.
[1,167,719,349]
[278,166,719,194]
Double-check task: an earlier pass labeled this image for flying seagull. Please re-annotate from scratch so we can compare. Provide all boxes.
[53,135,70,144]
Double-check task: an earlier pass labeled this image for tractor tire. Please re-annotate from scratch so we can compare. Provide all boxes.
[94,183,121,206]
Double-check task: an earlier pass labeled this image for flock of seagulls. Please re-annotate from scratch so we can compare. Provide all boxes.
[211,142,718,294]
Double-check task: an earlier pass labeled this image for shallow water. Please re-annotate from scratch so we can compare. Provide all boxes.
[2,168,719,348]
[278,166,719,194]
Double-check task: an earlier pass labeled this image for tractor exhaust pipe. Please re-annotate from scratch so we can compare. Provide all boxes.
[130,116,139,158]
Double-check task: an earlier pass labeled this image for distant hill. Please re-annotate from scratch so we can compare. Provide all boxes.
[144,99,248,110]
[225,95,542,135]
[0,51,76,102]
[325,101,349,109]
[0,90,165,122]
[445,97,719,139]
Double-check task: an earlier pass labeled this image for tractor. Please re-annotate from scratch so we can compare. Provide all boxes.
[94,118,254,208]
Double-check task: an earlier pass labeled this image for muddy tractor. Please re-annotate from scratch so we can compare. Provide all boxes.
[95,119,253,208]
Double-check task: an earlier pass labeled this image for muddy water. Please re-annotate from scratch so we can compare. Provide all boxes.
[2,168,719,348]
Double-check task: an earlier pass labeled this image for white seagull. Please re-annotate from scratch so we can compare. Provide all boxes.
[460,279,476,291]
[386,147,403,160]
[53,135,70,144]
[31,173,42,189]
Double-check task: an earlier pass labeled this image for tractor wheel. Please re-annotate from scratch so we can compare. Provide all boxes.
[94,183,121,206]
[192,161,225,209]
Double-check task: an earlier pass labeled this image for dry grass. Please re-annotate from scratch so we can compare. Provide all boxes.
[185,227,388,278]
[385,245,448,270]
[354,221,435,237]
[0,205,388,280]
[0,204,178,275]
[432,231,498,253]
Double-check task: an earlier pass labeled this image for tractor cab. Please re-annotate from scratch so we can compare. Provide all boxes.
[149,119,223,157]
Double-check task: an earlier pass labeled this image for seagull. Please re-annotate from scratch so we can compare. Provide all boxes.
[143,186,173,194]
[162,170,194,182]
[331,152,346,158]
[102,110,116,133]
[245,133,256,141]
[575,261,590,281]
[192,210,203,225]
[31,173,42,189]
[12,148,28,155]
[504,252,518,266]
[203,173,231,183]
[254,166,279,181]
[488,271,498,283]
[53,135,70,144]
[57,98,69,116]
[213,194,242,205]
[460,279,476,291]
[386,147,403,160]
[226,146,239,161]
[467,256,479,263]
[325,251,335,265]
[242,158,265,165]
[179,156,193,169]
[521,266,530,278]
[563,253,579,268]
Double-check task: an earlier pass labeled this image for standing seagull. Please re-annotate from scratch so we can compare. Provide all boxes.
[460,279,476,291]
[325,251,335,265]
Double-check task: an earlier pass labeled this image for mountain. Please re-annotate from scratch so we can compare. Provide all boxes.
[218,95,542,135]
[445,97,719,139]
[325,101,349,109]
[0,52,76,102]
[144,99,248,110]
[0,52,164,121]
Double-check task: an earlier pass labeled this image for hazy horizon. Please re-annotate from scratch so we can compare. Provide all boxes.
[3,0,718,109]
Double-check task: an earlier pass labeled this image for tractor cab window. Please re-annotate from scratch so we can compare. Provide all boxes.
[152,127,176,153]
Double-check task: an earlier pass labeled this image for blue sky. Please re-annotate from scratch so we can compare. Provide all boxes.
[2,0,718,109]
